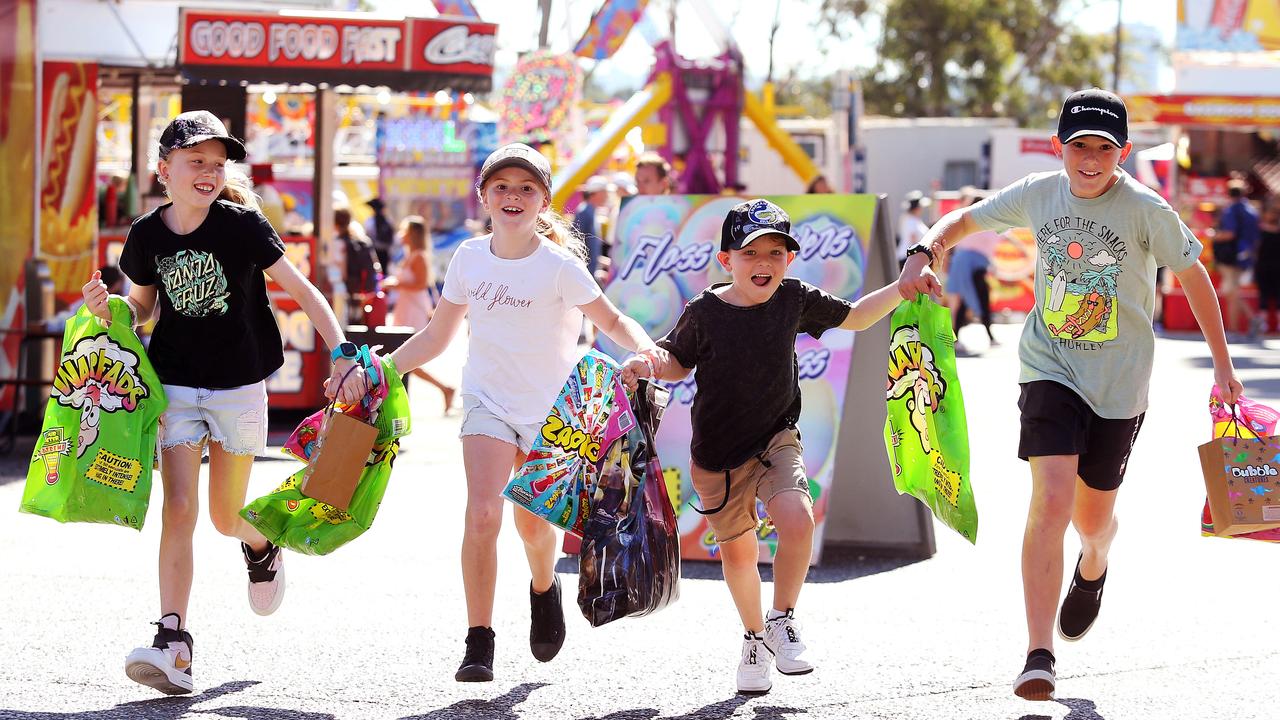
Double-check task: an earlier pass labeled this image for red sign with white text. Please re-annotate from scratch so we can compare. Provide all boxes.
[408,18,496,76]
[180,10,408,71]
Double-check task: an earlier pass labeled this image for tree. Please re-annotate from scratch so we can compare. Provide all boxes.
[815,0,1113,125]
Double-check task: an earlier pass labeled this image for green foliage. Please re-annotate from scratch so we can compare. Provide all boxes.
[815,0,1114,125]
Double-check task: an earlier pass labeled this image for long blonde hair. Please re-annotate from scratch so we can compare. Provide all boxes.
[219,165,261,210]
[399,215,436,286]
[534,208,587,262]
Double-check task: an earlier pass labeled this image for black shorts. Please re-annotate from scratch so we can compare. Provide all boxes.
[1017,381,1145,492]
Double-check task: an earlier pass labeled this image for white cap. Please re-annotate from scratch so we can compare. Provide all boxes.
[582,175,614,194]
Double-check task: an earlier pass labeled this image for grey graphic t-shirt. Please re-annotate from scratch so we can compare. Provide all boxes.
[120,200,286,389]
[968,169,1201,418]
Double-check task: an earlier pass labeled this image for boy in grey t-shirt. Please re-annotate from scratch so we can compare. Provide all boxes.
[897,89,1244,701]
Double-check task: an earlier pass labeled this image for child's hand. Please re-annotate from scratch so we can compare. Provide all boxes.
[620,356,650,391]
[1214,367,1244,406]
[326,357,368,405]
[82,271,112,322]
[897,253,944,300]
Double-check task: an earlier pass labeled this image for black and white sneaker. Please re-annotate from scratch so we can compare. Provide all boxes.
[455,626,495,682]
[1058,553,1107,641]
[124,614,194,695]
[1013,648,1055,701]
[529,574,565,662]
[242,541,286,616]
[763,609,814,675]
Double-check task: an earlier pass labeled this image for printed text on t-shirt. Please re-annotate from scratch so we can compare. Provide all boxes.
[470,281,533,311]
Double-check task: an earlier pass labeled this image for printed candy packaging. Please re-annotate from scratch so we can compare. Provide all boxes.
[20,299,166,529]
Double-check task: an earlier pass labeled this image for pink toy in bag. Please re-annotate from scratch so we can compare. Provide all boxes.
[1201,387,1280,542]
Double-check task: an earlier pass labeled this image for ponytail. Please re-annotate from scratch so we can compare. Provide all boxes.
[219,164,261,211]
[535,208,589,264]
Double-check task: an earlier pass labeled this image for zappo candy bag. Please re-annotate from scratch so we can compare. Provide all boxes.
[883,296,977,543]
[20,299,167,530]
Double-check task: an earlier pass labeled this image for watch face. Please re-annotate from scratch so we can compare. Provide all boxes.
[338,342,358,358]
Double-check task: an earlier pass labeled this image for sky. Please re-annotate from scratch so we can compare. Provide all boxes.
[371,0,1178,94]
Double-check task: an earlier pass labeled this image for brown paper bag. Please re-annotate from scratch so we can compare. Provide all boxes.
[300,411,378,511]
[1198,434,1280,536]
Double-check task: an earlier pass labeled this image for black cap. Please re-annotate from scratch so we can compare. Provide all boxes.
[1057,88,1128,147]
[720,199,801,252]
[479,143,553,193]
[159,110,247,162]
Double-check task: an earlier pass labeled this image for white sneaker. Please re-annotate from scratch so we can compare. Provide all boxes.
[242,542,286,616]
[124,615,194,695]
[737,632,773,695]
[763,609,814,675]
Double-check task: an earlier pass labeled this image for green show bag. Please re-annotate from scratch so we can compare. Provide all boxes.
[20,298,167,530]
[882,295,977,543]
[239,356,409,556]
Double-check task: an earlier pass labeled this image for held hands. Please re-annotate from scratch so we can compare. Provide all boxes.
[896,242,947,301]
[324,355,369,405]
[620,348,661,391]
[82,270,113,323]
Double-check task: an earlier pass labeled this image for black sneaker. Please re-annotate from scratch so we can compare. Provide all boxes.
[455,626,495,682]
[529,574,566,662]
[124,614,194,695]
[1058,553,1107,641]
[1012,648,1055,701]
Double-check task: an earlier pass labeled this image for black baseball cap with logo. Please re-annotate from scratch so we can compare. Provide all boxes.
[159,110,247,161]
[479,143,553,193]
[720,199,802,252]
[1057,88,1128,147]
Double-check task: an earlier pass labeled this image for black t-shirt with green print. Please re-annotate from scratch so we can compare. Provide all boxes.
[120,200,286,389]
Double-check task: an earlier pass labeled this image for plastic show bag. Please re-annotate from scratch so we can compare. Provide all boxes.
[240,355,408,556]
[1199,388,1280,540]
[503,350,634,537]
[577,380,680,627]
[882,295,977,543]
[20,298,167,530]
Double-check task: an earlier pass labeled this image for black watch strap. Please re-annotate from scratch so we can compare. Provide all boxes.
[905,243,935,263]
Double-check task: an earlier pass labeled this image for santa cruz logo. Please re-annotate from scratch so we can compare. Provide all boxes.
[157,249,230,317]
[52,335,151,457]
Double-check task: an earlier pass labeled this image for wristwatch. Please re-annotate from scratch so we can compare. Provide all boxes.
[904,243,936,264]
[330,341,359,363]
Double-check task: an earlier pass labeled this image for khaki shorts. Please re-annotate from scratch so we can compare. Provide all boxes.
[689,428,809,543]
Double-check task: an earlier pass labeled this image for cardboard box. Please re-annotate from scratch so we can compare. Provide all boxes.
[301,411,377,511]
[1198,435,1280,536]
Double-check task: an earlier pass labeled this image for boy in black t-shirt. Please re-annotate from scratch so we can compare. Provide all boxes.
[624,199,904,695]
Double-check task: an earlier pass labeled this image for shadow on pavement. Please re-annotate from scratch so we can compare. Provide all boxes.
[577,695,805,720]
[557,546,923,584]
[1017,696,1106,720]
[0,681,335,720]
[399,682,548,719]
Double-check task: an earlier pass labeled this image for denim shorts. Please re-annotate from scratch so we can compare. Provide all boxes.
[160,381,268,457]
[459,395,543,455]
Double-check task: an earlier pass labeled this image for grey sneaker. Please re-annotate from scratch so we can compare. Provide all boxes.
[124,614,194,695]
[763,609,814,675]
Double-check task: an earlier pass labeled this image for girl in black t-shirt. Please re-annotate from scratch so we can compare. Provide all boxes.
[81,110,366,696]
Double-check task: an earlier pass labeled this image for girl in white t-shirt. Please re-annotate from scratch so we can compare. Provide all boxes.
[387,143,660,683]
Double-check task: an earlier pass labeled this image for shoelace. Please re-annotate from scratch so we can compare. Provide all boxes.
[462,633,493,665]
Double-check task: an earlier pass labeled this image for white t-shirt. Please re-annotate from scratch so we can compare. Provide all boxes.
[441,234,602,424]
[897,213,930,261]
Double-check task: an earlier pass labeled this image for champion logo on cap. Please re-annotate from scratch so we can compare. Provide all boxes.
[1071,105,1120,119]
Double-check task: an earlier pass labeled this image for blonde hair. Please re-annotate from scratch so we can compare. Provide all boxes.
[477,174,588,263]
[219,165,261,210]
[399,215,436,285]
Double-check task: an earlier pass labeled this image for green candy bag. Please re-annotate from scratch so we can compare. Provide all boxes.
[240,355,409,556]
[883,296,977,543]
[20,298,167,530]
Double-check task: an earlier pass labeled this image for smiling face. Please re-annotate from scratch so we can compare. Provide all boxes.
[717,234,795,304]
[478,167,549,235]
[1052,134,1133,199]
[158,140,228,209]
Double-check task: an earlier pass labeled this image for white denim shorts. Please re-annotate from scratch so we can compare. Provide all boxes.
[459,395,543,455]
[160,381,268,457]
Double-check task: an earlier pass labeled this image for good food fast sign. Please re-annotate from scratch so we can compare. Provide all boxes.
[179,10,496,77]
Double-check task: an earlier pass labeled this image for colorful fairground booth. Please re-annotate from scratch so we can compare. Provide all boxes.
[2,0,497,428]
[1128,0,1280,334]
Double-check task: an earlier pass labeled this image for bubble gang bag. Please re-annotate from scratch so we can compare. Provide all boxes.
[20,299,167,530]
[240,355,409,556]
[1199,388,1280,541]
[576,380,680,627]
[503,350,635,537]
[882,296,977,543]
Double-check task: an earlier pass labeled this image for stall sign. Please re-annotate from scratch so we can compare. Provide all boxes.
[181,10,408,72]
[408,19,497,76]
[1128,94,1280,127]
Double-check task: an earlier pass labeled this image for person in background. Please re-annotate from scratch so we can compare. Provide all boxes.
[806,175,833,194]
[573,176,613,278]
[635,153,672,196]
[364,197,396,271]
[612,171,638,198]
[249,164,286,233]
[99,173,131,228]
[1212,181,1260,338]
[384,215,457,414]
[897,191,932,268]
[334,207,382,323]
[46,265,127,332]
[1255,199,1280,336]
[946,192,1000,351]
